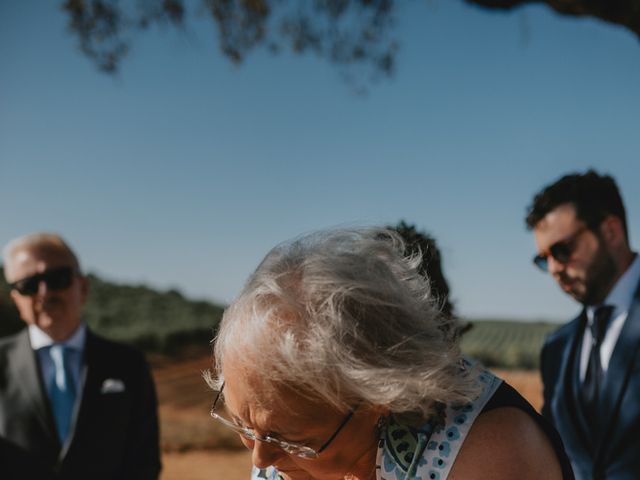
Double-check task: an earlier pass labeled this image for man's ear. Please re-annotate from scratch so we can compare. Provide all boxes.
[9,288,21,305]
[599,215,625,247]
[79,275,90,305]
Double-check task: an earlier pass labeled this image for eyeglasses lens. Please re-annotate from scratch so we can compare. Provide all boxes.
[533,255,548,271]
[533,238,576,272]
[12,267,74,295]
[210,383,352,459]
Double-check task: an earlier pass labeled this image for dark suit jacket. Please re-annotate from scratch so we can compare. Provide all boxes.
[541,280,640,480]
[0,328,161,480]
[0,435,55,480]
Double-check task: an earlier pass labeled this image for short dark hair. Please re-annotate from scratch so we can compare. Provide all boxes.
[525,169,628,241]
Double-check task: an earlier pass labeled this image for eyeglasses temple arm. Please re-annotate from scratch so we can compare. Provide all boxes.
[316,408,356,454]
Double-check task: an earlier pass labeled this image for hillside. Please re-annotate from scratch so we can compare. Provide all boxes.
[0,268,561,367]
[0,267,224,352]
[460,319,558,369]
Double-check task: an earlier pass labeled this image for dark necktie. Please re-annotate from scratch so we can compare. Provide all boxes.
[581,305,614,421]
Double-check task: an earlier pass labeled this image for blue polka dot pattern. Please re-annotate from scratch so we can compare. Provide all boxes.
[445,426,460,441]
[374,361,502,480]
[433,456,446,468]
[454,414,467,425]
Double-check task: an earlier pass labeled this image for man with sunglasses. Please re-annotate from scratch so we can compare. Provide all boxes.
[0,233,161,480]
[526,170,639,480]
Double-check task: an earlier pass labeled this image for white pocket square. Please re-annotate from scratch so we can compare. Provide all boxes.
[100,378,126,394]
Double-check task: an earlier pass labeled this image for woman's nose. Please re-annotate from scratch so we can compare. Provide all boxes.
[249,437,286,469]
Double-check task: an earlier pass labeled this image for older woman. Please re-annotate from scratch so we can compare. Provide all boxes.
[208,229,573,480]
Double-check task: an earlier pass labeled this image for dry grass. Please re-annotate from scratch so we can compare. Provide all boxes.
[161,450,252,480]
[152,351,244,452]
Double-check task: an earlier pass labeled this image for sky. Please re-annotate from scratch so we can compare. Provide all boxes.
[1,1,639,321]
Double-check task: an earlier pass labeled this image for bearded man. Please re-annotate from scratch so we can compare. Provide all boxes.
[526,170,639,480]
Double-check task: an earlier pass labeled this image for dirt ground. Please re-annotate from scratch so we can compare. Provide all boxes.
[152,352,543,480]
[161,450,252,480]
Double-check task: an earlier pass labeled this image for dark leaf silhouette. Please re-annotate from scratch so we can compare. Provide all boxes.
[61,0,639,81]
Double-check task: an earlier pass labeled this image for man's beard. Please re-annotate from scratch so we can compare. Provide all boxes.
[575,240,618,305]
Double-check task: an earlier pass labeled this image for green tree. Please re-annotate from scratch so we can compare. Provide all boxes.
[0,268,23,337]
[388,220,474,340]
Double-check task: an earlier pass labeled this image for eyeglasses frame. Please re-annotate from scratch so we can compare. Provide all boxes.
[210,382,356,459]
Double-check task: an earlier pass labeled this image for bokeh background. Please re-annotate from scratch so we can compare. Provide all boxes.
[3,1,639,320]
[2,1,639,478]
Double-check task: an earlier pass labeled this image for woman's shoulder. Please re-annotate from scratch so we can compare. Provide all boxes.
[472,380,574,479]
[448,405,564,480]
[378,366,572,480]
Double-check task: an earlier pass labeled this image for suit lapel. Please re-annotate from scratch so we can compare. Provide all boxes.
[552,314,592,458]
[568,312,600,452]
[10,330,59,446]
[59,351,88,460]
[596,280,640,461]
[61,329,96,459]
[67,330,107,457]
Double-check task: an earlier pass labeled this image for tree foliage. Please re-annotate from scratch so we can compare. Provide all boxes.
[468,0,640,39]
[62,0,397,84]
[388,220,455,318]
[0,275,23,338]
[61,0,639,81]
[388,220,474,340]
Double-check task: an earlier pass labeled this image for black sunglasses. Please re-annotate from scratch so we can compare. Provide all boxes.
[533,226,588,272]
[9,266,75,296]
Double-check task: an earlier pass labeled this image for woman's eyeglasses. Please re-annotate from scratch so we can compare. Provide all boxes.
[533,226,588,272]
[9,266,75,296]
[209,383,355,459]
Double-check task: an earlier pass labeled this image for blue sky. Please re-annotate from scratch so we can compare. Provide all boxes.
[1,1,638,321]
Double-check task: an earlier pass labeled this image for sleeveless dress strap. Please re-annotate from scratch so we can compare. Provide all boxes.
[376,366,502,480]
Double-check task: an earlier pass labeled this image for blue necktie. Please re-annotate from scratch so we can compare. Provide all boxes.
[49,344,76,444]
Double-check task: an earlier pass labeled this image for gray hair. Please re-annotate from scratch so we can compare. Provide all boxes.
[210,228,478,420]
[3,233,81,282]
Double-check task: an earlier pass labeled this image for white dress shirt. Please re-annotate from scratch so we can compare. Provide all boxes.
[29,323,86,404]
[579,254,640,380]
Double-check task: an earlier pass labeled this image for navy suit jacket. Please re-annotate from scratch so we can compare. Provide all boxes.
[0,328,161,480]
[541,280,640,480]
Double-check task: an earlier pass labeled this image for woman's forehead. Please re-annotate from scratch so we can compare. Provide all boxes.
[221,363,336,427]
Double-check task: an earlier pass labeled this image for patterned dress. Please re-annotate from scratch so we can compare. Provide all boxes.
[375,368,501,480]
[251,364,502,480]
